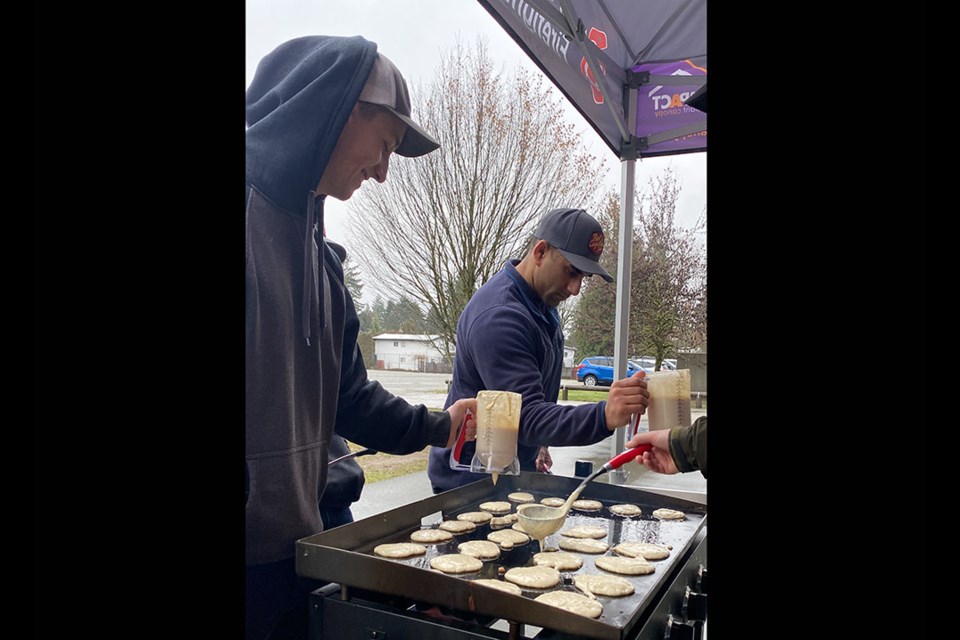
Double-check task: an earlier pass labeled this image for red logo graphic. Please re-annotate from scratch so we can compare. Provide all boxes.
[579,27,608,105]
[588,232,605,256]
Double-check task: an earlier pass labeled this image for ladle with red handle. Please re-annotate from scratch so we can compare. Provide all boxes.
[517,444,653,546]
[575,443,654,491]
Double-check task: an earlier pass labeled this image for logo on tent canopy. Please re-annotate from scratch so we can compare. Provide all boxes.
[642,61,707,117]
[579,27,607,105]
[634,60,707,152]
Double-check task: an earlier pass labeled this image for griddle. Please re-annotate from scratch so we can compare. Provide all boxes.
[296,471,706,640]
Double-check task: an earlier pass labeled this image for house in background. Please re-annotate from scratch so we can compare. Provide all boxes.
[563,344,576,369]
[372,334,450,371]
[371,334,574,374]
[561,343,577,379]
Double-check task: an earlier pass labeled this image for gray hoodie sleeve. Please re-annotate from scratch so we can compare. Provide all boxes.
[327,242,450,453]
[334,342,451,453]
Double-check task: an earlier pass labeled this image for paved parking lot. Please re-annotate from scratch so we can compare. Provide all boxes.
[366,369,451,408]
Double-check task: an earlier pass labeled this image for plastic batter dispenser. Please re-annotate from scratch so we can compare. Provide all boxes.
[449,390,521,483]
[644,369,692,432]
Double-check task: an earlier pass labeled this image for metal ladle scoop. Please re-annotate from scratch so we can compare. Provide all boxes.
[517,444,652,548]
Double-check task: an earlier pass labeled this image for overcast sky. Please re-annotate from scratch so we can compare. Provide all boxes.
[246,0,706,303]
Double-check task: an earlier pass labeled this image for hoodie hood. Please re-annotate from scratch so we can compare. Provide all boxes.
[246,35,379,345]
[245,35,378,217]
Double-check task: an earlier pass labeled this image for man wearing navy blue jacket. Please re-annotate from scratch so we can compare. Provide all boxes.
[428,208,650,493]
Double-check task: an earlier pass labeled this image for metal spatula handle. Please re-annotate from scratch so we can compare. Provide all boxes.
[329,448,378,465]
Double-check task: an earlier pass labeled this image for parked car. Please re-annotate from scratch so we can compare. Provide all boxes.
[631,356,677,371]
[629,359,657,374]
[574,356,642,387]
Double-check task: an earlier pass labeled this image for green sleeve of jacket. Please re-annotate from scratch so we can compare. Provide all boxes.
[668,416,707,478]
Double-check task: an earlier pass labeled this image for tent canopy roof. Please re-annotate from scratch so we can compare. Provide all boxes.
[478,0,706,159]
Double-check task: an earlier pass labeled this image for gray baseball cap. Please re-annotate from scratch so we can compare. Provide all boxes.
[533,208,614,282]
[358,52,440,157]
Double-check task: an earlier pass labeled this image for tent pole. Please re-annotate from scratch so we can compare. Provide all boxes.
[610,85,639,479]
[610,156,635,472]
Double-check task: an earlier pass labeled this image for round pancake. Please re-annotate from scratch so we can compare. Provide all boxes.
[410,528,453,543]
[479,501,513,514]
[457,511,493,524]
[507,492,535,503]
[613,542,671,561]
[489,513,518,527]
[534,591,603,618]
[503,565,562,589]
[652,508,685,520]
[532,551,583,571]
[439,519,477,534]
[487,528,529,546]
[609,503,642,517]
[457,540,501,560]
[558,537,609,554]
[373,542,426,558]
[429,554,484,574]
[571,499,603,511]
[471,578,522,595]
[594,555,655,575]
[574,573,635,597]
[560,525,608,539]
[540,497,565,507]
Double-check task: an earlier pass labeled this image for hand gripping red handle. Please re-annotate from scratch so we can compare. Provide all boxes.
[605,444,653,470]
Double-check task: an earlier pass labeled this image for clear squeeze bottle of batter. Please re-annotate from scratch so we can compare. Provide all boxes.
[462,390,521,483]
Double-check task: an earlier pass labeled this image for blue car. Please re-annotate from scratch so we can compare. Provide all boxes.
[574,356,642,387]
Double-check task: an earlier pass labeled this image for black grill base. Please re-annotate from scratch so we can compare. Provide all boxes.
[309,530,706,640]
[310,584,519,639]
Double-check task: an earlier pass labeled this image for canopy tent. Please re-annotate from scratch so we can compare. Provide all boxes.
[477,0,707,462]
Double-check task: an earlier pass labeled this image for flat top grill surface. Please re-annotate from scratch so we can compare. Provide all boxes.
[297,472,706,640]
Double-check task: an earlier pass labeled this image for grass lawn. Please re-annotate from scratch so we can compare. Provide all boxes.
[353,446,432,483]
[560,389,611,402]
[347,426,435,483]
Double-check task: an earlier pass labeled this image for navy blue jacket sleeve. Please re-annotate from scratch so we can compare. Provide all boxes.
[461,305,610,447]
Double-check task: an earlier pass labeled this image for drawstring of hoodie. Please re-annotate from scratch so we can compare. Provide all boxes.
[302,192,325,345]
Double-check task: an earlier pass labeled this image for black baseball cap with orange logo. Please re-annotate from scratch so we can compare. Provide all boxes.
[533,208,614,282]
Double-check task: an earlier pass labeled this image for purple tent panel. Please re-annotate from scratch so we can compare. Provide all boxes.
[634,59,707,154]
[477,0,707,159]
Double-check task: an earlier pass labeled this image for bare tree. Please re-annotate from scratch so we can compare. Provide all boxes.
[556,296,578,338]
[347,38,606,357]
[571,171,707,365]
[630,169,707,366]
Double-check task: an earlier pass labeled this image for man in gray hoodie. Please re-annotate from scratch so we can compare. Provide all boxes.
[245,35,477,640]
